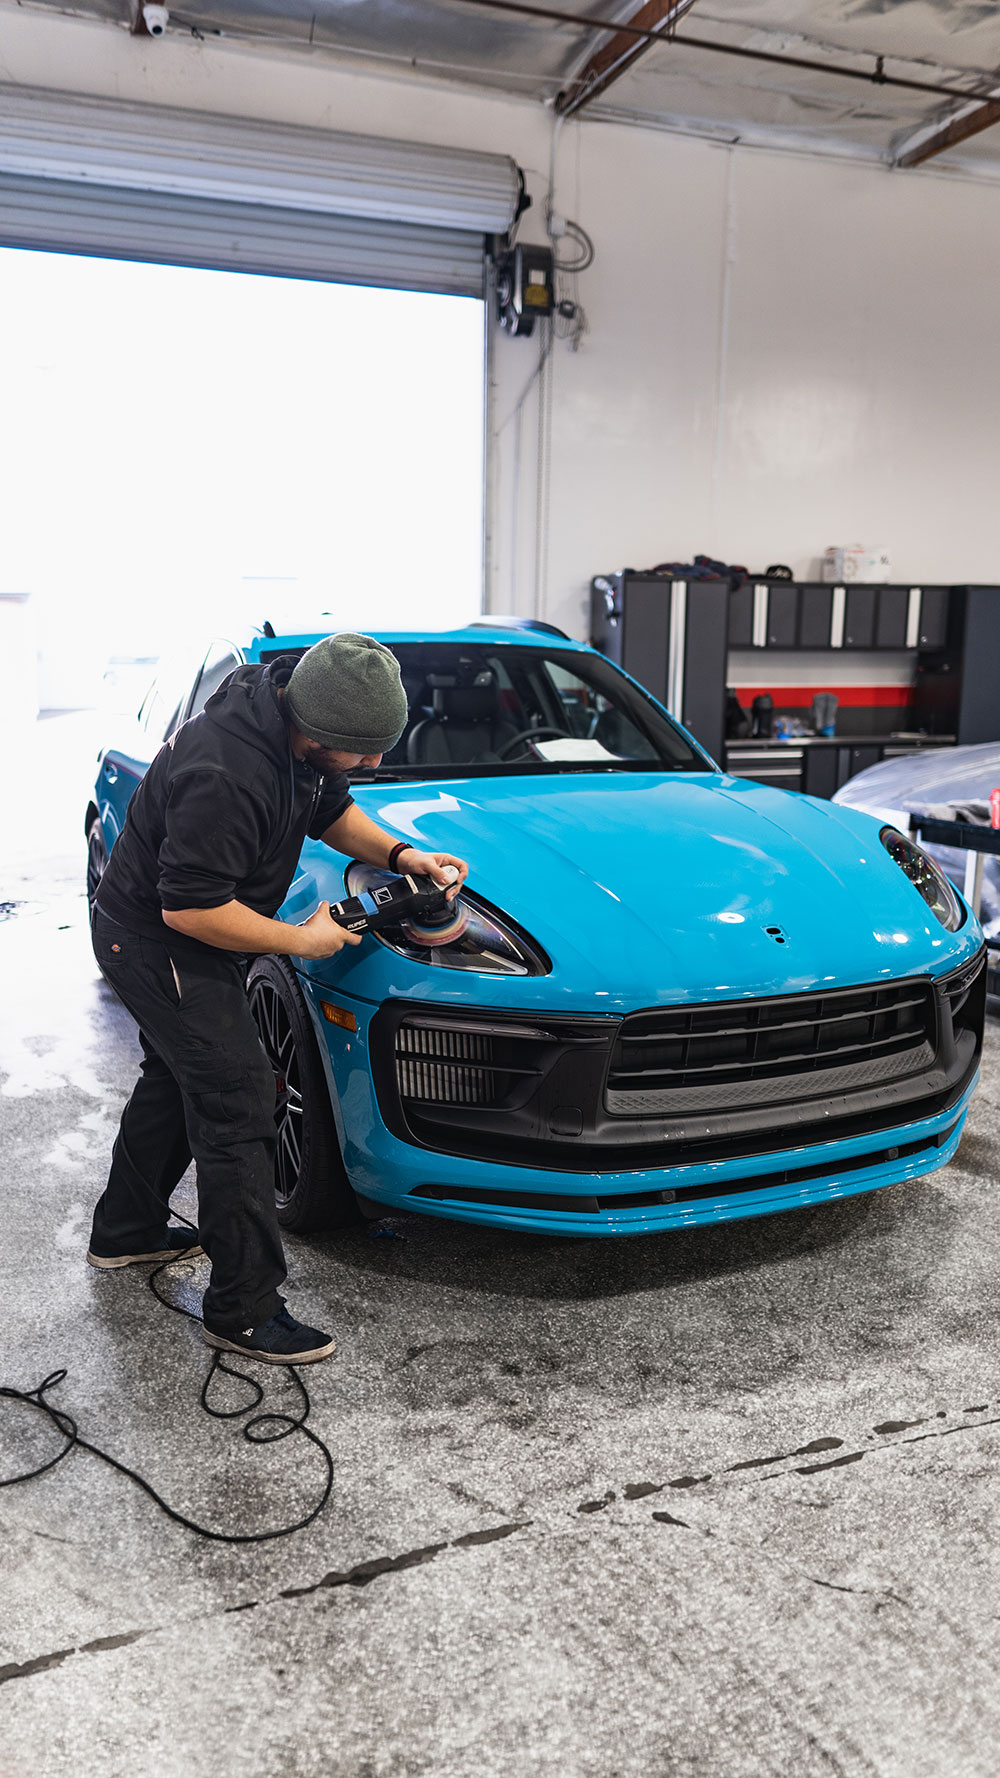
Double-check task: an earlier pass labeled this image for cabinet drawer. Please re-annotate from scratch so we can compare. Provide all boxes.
[729,584,753,647]
[844,587,877,648]
[766,585,798,646]
[918,587,949,649]
[875,586,909,648]
[799,586,833,648]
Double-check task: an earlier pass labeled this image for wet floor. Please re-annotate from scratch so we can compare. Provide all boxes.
[2,715,999,1777]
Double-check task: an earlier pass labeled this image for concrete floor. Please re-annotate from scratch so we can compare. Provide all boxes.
[2,715,999,1778]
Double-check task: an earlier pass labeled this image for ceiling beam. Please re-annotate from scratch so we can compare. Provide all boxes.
[893,95,1000,168]
[556,0,702,118]
[455,0,1000,111]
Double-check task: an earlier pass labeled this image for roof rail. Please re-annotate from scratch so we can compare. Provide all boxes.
[469,615,571,641]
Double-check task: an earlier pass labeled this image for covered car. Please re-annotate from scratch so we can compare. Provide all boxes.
[833,742,1000,942]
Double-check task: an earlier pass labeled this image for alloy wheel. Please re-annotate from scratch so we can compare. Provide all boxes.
[249,976,305,1210]
[86,823,107,914]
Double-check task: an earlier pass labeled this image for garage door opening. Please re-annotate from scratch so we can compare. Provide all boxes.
[0,247,485,716]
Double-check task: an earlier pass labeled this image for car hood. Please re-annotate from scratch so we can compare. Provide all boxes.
[299,771,979,1010]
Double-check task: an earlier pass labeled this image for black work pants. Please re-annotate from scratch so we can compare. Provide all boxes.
[89,906,286,1331]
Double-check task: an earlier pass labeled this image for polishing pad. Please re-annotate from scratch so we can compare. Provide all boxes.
[400,900,471,947]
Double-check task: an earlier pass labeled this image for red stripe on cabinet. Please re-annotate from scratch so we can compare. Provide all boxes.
[731,686,913,709]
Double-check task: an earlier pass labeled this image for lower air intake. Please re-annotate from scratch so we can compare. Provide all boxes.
[395,1023,497,1107]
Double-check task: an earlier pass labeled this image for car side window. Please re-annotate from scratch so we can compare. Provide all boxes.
[188,643,243,721]
[139,676,186,745]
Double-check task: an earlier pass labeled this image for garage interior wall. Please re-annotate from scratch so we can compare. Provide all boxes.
[5,8,1000,643]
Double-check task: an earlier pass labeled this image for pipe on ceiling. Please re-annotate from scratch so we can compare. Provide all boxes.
[452,0,1000,112]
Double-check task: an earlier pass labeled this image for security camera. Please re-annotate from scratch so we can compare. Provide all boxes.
[142,4,169,34]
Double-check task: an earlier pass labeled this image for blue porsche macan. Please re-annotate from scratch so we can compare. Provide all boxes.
[86,619,987,1239]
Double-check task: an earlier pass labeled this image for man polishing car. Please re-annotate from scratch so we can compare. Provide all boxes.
[87,632,467,1363]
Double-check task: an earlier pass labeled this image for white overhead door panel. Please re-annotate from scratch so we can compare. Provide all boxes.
[0,172,486,295]
[0,85,521,295]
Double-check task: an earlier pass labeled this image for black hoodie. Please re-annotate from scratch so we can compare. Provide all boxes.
[96,659,353,956]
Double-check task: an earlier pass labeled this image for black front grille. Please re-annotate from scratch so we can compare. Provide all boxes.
[606,979,936,1118]
[370,957,983,1174]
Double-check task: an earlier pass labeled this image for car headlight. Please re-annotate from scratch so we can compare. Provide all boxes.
[344,863,550,976]
[879,827,966,931]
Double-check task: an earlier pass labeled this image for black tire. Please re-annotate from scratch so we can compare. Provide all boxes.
[247,954,360,1235]
[86,815,107,919]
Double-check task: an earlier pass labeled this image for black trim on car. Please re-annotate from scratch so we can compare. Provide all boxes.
[408,1120,962,1215]
[368,950,987,1175]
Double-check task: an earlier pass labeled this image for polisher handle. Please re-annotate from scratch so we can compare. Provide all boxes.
[327,871,455,935]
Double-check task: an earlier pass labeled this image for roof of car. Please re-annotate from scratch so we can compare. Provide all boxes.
[245,621,591,660]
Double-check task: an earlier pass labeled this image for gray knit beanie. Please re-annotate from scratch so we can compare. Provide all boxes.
[285,633,408,754]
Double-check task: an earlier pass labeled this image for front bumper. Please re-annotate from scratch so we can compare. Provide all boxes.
[366,956,985,1171]
[301,955,984,1237]
[381,1100,973,1236]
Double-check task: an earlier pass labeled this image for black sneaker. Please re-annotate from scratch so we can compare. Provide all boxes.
[87,1227,204,1269]
[202,1300,336,1365]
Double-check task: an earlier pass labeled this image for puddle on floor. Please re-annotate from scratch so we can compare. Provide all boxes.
[0,902,47,921]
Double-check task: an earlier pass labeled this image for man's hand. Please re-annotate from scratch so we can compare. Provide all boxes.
[163,899,363,959]
[397,850,468,900]
[165,899,365,958]
[294,905,364,960]
[320,808,469,900]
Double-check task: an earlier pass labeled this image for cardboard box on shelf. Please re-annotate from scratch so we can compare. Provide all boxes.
[821,546,891,584]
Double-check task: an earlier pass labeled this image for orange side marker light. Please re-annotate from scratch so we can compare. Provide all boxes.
[320,1000,357,1032]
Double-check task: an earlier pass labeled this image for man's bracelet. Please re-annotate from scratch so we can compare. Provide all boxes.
[387,841,414,873]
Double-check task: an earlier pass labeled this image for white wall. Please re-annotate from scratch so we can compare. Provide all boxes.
[5,5,1000,643]
[538,127,1000,638]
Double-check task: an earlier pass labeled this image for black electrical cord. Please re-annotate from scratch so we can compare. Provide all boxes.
[552,218,595,274]
[0,1216,335,1544]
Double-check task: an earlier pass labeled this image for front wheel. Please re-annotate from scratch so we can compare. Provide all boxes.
[247,954,360,1234]
[86,816,107,918]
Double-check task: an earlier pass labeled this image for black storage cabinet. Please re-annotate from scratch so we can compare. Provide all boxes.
[590,573,729,761]
[912,586,1000,742]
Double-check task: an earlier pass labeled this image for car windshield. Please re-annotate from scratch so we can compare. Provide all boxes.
[359,643,710,779]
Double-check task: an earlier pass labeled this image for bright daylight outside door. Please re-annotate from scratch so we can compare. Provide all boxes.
[0,249,486,717]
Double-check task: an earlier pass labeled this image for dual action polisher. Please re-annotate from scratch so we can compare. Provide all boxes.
[328,866,469,947]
